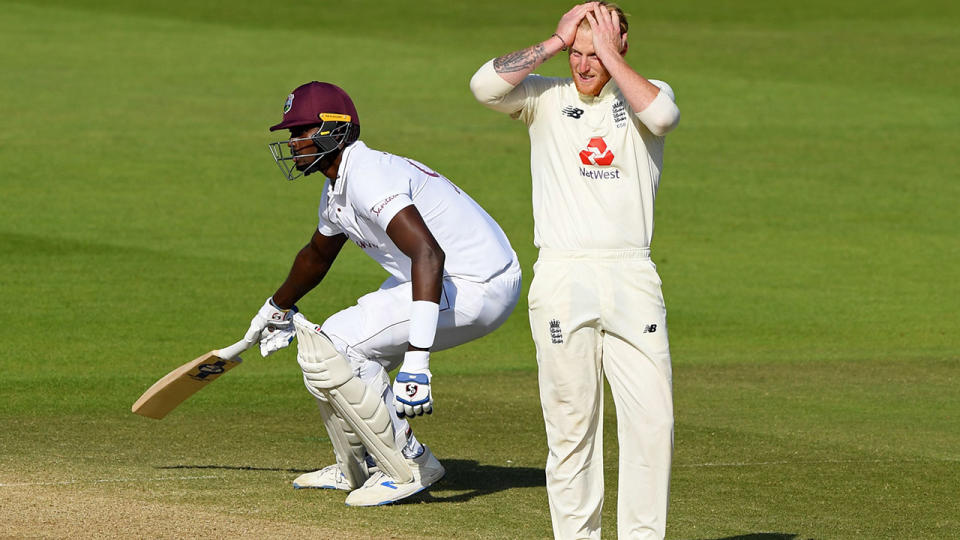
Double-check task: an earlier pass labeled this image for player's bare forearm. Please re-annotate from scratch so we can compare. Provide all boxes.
[492,40,559,85]
[492,1,593,86]
[603,55,662,111]
[490,2,600,85]
[386,206,444,304]
[272,231,347,309]
[409,250,444,304]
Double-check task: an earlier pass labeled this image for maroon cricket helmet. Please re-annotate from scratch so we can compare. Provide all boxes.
[269,81,359,132]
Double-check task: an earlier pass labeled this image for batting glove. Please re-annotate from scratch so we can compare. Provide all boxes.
[393,351,433,417]
[244,297,297,357]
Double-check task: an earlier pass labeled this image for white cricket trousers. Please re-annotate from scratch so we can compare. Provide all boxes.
[528,248,673,540]
[315,257,522,440]
[321,257,522,369]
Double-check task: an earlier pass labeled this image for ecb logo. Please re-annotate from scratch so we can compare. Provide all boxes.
[579,137,614,166]
[549,319,564,344]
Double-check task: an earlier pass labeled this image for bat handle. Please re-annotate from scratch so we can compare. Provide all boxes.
[216,339,253,361]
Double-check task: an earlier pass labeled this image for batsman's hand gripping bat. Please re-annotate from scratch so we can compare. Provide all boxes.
[131,339,252,419]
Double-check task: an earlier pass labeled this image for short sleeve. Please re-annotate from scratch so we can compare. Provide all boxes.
[348,161,414,231]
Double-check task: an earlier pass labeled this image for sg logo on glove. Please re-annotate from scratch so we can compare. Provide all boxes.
[245,297,298,358]
[393,371,433,418]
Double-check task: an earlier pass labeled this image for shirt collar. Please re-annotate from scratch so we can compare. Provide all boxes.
[329,140,366,197]
[577,78,619,103]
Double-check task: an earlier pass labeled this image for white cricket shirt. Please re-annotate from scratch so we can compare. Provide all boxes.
[471,61,679,250]
[317,140,515,282]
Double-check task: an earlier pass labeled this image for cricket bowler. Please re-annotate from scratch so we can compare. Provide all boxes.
[470,2,680,537]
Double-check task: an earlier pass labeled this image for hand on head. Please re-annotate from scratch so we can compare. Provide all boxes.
[554,2,600,49]
[584,3,626,60]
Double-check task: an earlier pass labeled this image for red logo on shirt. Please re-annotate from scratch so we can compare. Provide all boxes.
[371,194,401,216]
[404,159,439,178]
[579,137,614,166]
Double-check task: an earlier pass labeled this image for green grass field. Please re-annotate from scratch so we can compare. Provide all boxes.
[2,0,958,538]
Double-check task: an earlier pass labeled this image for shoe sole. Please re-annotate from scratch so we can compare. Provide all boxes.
[344,469,445,507]
[293,483,349,490]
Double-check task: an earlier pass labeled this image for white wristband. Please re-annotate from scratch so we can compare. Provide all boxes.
[402,350,431,373]
[408,300,439,349]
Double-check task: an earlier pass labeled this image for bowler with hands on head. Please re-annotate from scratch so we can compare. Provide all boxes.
[471,2,680,538]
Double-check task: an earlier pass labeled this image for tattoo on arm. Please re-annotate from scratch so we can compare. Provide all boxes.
[493,44,547,74]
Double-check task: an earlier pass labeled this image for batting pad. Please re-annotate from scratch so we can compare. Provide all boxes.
[315,397,370,489]
[294,315,413,484]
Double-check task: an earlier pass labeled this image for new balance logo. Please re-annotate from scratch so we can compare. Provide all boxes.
[549,319,563,344]
[562,106,584,119]
[643,324,658,334]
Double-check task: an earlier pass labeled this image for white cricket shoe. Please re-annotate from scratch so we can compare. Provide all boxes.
[292,464,354,491]
[293,458,379,491]
[343,446,444,506]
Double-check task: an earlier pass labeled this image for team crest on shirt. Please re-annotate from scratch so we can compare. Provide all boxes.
[612,100,627,128]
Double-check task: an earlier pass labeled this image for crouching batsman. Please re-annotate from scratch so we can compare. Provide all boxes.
[242,81,522,506]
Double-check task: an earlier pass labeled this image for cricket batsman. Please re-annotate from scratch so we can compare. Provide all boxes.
[470,2,680,538]
[242,81,522,506]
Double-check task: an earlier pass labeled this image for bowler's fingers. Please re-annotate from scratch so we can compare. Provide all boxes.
[593,4,620,34]
[584,10,600,40]
[584,10,596,27]
[562,3,597,27]
[557,3,588,39]
[588,6,621,50]
[592,4,614,34]
[564,2,594,18]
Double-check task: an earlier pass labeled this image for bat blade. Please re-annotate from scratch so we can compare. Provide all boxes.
[131,350,243,419]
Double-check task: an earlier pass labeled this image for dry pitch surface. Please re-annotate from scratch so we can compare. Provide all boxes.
[1,482,390,539]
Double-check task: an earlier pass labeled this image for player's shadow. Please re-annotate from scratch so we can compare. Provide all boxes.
[157,459,544,504]
[157,464,314,473]
[398,458,544,504]
[697,535,804,540]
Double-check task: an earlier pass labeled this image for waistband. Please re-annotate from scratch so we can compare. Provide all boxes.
[537,248,651,261]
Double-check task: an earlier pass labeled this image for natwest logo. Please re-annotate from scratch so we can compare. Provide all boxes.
[578,137,614,166]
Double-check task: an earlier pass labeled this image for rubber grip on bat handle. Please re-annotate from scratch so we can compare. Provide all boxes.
[216,339,253,360]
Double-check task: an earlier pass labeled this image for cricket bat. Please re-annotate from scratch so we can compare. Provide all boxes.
[131,339,252,419]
